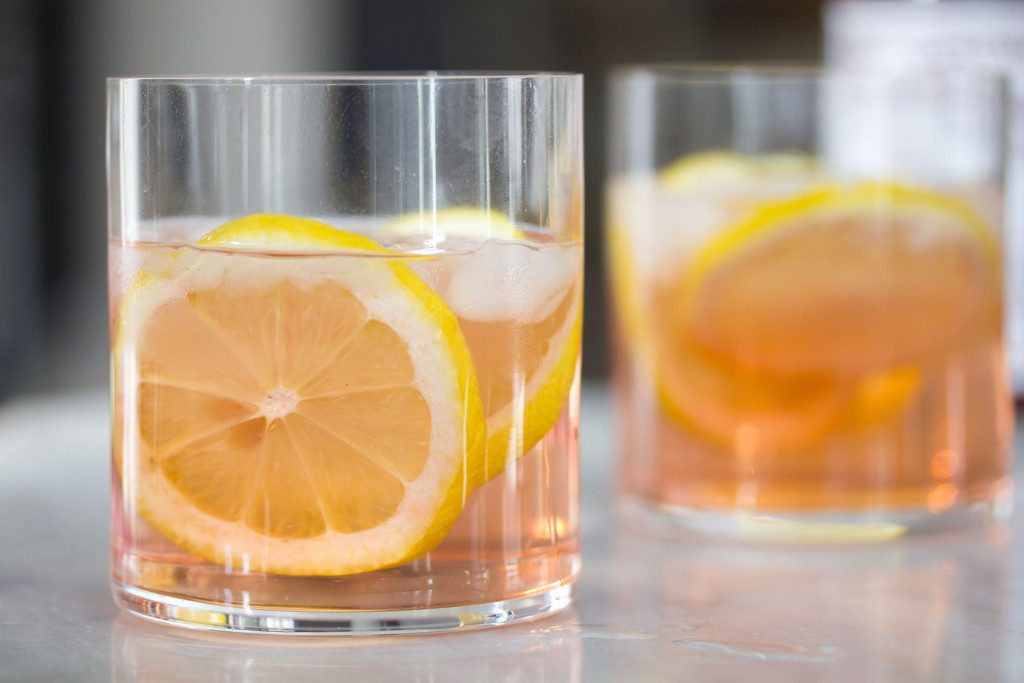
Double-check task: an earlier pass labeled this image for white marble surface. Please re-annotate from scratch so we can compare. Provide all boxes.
[1,384,1022,682]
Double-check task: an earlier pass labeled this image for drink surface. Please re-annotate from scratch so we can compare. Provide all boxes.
[110,215,581,610]
[608,153,1012,518]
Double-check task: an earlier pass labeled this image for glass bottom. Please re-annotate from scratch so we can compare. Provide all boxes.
[114,582,574,636]
[621,483,1013,542]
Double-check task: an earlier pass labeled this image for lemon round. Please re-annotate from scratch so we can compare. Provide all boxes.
[386,207,527,242]
[386,209,580,484]
[471,302,581,486]
[116,214,486,576]
[658,182,998,447]
[659,150,817,192]
[678,182,998,374]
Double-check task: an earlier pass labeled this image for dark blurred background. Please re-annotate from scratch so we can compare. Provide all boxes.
[0,0,824,400]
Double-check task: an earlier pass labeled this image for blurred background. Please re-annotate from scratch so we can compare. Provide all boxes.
[8,0,1024,401]
[0,0,826,400]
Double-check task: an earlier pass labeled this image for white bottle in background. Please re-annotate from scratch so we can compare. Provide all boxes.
[825,0,1024,393]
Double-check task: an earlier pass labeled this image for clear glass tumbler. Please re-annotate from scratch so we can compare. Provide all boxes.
[108,73,583,634]
[607,65,1012,538]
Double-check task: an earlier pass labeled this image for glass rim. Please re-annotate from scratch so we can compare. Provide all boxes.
[609,61,1010,85]
[107,71,582,86]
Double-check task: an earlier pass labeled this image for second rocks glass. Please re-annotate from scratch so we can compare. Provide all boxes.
[607,65,1012,539]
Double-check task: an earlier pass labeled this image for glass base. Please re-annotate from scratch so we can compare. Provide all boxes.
[621,485,1013,542]
[114,583,574,635]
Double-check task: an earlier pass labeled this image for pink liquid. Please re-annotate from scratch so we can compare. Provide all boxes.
[110,236,581,611]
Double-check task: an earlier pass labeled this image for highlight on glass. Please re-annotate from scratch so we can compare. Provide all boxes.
[108,73,583,634]
[606,65,1012,539]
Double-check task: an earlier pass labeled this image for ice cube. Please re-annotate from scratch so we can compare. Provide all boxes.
[443,240,577,323]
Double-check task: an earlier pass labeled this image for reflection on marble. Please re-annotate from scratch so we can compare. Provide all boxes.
[112,611,582,683]
[97,517,1020,683]
[579,510,1013,681]
[1,386,1022,682]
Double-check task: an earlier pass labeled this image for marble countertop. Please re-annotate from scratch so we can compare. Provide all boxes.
[2,384,1022,682]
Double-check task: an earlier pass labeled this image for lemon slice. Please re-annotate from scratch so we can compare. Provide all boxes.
[657,182,998,448]
[609,152,820,358]
[389,209,580,483]
[117,214,486,576]
[606,219,645,351]
[680,182,998,373]
[458,270,581,484]
[659,150,817,192]
[387,207,526,242]
[195,213,389,252]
